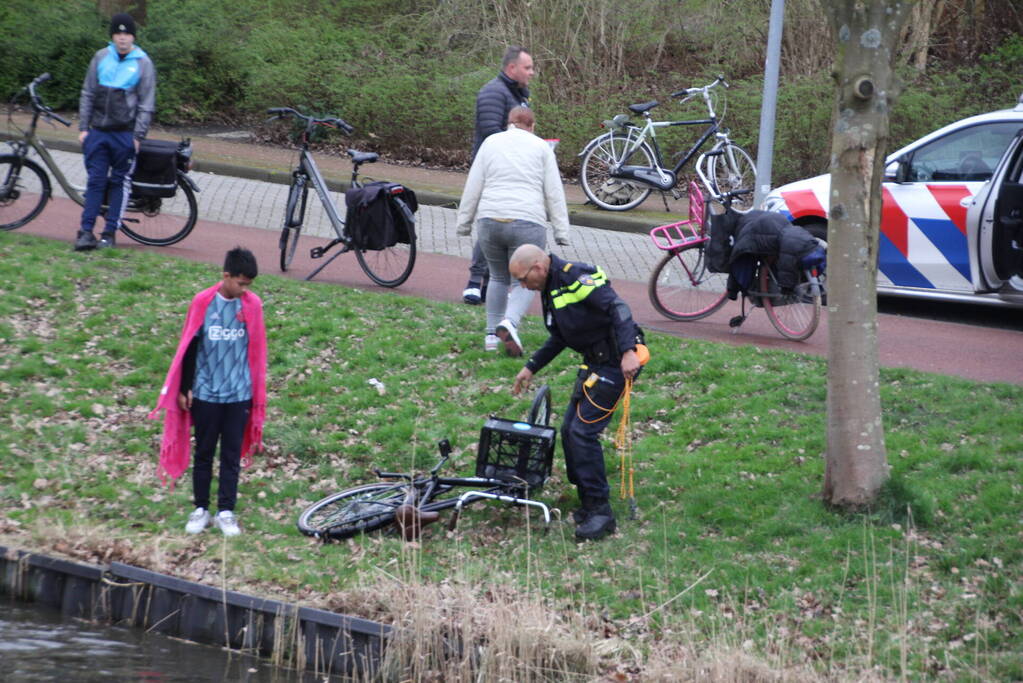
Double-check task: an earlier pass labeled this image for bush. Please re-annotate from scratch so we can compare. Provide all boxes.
[143,0,252,122]
[0,1,1018,183]
[0,0,104,107]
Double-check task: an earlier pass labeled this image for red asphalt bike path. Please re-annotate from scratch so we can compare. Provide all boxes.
[14,196,1023,387]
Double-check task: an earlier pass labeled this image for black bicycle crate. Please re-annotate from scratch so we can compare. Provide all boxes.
[475,417,556,492]
[131,139,181,198]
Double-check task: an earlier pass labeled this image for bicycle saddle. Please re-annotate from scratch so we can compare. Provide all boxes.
[627,101,660,114]
[347,149,379,164]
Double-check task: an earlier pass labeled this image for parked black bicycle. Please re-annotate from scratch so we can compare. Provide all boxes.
[268,107,417,286]
[296,385,556,541]
[1,73,200,246]
[578,75,755,212]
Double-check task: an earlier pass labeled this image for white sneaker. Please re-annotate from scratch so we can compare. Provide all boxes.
[463,287,483,305]
[214,510,241,537]
[484,334,499,352]
[185,507,210,534]
[495,319,523,357]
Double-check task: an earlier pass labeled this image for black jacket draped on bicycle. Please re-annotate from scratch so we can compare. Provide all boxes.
[708,210,820,296]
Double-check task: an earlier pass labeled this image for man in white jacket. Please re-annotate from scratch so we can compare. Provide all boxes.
[456,107,570,355]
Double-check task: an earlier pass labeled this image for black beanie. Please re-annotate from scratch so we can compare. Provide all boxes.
[110,13,137,37]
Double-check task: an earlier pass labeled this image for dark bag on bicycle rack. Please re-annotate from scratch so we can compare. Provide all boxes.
[707,208,739,273]
[344,181,418,250]
[131,139,179,198]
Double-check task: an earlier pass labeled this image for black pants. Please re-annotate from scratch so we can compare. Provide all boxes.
[562,365,628,501]
[191,398,250,512]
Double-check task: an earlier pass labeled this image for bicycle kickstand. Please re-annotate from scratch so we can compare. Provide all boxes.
[305,240,350,281]
[729,295,749,332]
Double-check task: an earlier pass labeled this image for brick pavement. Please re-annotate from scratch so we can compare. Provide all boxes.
[46,148,664,284]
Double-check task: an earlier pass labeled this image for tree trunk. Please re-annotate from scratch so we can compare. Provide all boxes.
[820,1,911,508]
[900,0,946,72]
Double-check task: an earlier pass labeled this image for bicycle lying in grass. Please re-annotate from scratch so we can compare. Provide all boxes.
[268,107,417,287]
[578,75,756,212]
[297,386,556,541]
[1,73,200,246]
[647,155,826,341]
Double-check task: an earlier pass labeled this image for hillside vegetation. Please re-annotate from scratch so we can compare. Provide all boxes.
[1,0,1021,183]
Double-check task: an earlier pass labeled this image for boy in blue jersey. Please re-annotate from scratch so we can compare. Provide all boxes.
[161,248,268,537]
[74,13,156,251]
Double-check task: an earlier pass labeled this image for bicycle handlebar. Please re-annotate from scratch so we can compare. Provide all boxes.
[266,107,354,135]
[670,75,729,100]
[18,73,72,128]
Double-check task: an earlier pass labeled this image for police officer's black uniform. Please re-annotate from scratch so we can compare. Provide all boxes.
[523,254,644,539]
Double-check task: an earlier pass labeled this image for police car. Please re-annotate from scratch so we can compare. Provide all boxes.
[762,97,1023,308]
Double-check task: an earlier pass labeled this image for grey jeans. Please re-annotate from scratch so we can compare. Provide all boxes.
[477,218,547,334]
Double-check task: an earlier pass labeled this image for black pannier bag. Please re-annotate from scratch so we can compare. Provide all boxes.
[706,207,740,273]
[344,181,418,250]
[131,139,179,198]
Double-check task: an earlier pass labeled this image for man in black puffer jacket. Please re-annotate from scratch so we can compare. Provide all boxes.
[462,46,535,307]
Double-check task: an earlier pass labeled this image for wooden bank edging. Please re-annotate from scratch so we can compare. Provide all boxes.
[0,545,391,678]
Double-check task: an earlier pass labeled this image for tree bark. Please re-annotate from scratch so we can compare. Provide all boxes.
[820,1,911,508]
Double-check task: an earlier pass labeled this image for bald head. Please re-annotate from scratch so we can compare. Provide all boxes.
[510,243,545,270]
[507,106,534,132]
[509,244,549,291]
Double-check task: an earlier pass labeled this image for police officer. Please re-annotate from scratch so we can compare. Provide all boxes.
[509,244,643,541]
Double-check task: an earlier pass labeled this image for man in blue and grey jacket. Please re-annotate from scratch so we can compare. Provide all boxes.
[74,12,156,251]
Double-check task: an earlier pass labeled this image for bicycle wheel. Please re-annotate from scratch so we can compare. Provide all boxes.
[119,177,198,246]
[580,133,655,211]
[297,480,460,540]
[279,178,308,272]
[297,482,408,539]
[710,144,756,212]
[355,239,416,287]
[528,384,551,427]
[0,156,51,231]
[760,263,821,341]
[648,246,729,321]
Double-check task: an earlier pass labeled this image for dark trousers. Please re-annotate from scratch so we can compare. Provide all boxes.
[80,129,135,234]
[467,240,490,283]
[562,365,627,501]
[191,398,250,512]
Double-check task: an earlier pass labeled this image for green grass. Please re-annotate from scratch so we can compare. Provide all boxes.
[1,233,1021,679]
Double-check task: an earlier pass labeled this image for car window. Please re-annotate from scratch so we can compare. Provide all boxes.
[906,122,1022,182]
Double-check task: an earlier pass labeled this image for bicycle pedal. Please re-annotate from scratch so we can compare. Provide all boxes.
[310,246,325,259]
[728,314,746,328]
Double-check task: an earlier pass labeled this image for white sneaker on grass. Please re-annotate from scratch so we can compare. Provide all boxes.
[484,334,499,352]
[495,319,523,357]
[214,510,241,537]
[185,507,210,534]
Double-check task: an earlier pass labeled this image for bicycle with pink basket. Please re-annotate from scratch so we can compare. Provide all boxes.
[646,162,826,341]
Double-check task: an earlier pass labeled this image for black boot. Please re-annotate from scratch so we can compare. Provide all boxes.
[571,495,595,524]
[575,500,616,541]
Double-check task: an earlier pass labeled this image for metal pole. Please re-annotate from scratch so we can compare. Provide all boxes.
[754,0,785,209]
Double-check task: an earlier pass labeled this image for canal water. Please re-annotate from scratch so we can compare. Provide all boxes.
[0,600,343,682]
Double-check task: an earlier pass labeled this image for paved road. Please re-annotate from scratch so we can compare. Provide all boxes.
[15,149,1023,386]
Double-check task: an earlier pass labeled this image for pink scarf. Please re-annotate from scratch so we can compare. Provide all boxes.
[149,282,268,487]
